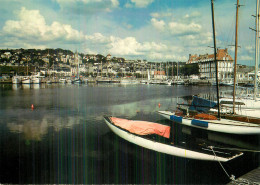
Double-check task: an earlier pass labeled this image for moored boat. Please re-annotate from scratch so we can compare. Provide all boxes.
[59,78,66,84]
[21,77,31,84]
[104,116,243,162]
[157,110,260,135]
[31,77,41,84]
[12,76,21,84]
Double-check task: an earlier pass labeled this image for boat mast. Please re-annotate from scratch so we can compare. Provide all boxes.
[254,0,259,101]
[211,0,220,119]
[77,51,79,79]
[233,0,240,114]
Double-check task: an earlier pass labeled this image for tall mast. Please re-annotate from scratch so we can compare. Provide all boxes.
[254,0,259,100]
[233,0,240,114]
[211,0,220,119]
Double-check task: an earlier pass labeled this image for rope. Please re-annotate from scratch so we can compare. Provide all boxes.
[209,146,233,180]
[210,146,260,153]
[209,146,260,185]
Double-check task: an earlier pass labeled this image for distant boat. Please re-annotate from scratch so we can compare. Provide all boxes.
[175,79,185,85]
[21,77,31,84]
[104,116,243,162]
[120,78,138,84]
[73,77,82,84]
[59,78,66,84]
[31,77,41,84]
[66,78,72,84]
[12,76,21,84]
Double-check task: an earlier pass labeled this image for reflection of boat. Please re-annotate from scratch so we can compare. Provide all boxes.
[157,110,260,134]
[12,84,20,90]
[31,84,40,89]
[104,116,243,162]
[22,84,31,89]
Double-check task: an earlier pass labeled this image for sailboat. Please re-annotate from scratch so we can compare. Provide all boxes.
[157,0,260,134]
[211,0,260,119]
[103,116,243,161]
[73,51,82,84]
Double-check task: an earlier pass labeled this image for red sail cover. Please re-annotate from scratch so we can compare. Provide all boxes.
[110,117,170,138]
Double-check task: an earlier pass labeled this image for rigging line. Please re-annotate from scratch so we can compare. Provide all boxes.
[209,146,234,181]
[209,146,260,153]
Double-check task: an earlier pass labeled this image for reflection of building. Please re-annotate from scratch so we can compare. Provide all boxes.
[187,48,233,79]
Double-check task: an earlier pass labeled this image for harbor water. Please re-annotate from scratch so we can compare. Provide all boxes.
[0,83,259,184]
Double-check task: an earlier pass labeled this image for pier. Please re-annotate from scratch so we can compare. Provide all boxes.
[227,166,260,184]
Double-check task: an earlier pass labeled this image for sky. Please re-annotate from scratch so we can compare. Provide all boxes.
[0,0,257,65]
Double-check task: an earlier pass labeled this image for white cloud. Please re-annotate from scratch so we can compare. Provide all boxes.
[56,0,119,13]
[151,18,165,31]
[127,0,154,8]
[240,55,253,61]
[148,52,187,61]
[168,21,201,35]
[150,12,172,18]
[108,36,142,55]
[107,36,172,60]
[245,45,254,54]
[85,32,110,44]
[3,7,85,42]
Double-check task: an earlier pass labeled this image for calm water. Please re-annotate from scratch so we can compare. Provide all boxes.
[0,83,259,184]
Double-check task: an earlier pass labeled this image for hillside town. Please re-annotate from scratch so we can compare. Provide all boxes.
[0,48,256,85]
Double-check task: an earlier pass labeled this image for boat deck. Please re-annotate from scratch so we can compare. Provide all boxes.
[227,166,260,184]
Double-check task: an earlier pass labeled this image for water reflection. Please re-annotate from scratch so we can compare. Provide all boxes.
[22,84,30,89]
[12,84,20,90]
[181,126,259,151]
[7,114,82,141]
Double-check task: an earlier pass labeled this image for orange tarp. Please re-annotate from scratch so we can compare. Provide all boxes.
[111,117,170,138]
[194,113,217,120]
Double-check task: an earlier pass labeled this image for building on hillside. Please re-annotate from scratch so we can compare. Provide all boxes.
[154,71,166,80]
[106,54,111,61]
[187,48,233,79]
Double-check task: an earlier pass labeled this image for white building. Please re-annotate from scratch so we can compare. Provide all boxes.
[187,48,233,79]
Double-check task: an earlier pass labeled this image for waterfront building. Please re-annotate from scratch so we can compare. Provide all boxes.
[154,71,166,80]
[187,48,233,79]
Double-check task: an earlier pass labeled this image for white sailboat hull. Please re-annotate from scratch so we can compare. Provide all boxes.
[157,111,260,135]
[22,78,31,84]
[104,117,241,162]
[31,78,41,84]
[12,77,21,84]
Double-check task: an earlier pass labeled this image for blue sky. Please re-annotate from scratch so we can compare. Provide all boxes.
[0,0,257,65]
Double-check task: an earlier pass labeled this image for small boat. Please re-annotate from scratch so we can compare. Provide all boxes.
[66,79,72,84]
[22,77,31,84]
[31,77,41,84]
[59,78,66,84]
[12,76,21,84]
[73,77,82,84]
[157,110,260,135]
[104,116,243,162]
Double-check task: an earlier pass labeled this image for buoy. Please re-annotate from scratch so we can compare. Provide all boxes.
[158,103,161,108]
[31,104,34,110]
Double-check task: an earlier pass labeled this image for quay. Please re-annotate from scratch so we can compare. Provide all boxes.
[0,75,255,86]
[227,166,260,184]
